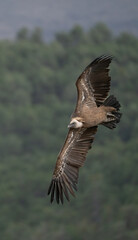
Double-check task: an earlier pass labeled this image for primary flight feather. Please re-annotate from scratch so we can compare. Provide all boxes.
[48,55,122,204]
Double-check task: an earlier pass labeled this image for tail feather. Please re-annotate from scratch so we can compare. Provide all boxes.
[103,95,120,110]
[102,95,122,129]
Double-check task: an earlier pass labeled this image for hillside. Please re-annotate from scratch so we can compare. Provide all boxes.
[0,24,138,240]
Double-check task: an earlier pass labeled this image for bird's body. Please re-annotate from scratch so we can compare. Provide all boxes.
[48,55,122,204]
[71,105,115,128]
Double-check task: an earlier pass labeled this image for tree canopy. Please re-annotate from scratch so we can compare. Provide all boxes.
[0,24,138,240]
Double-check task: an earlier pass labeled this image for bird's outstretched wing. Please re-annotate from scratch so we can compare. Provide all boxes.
[75,55,112,112]
[48,126,97,204]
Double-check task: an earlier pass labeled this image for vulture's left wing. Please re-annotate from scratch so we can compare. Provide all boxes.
[48,126,97,204]
[75,55,112,113]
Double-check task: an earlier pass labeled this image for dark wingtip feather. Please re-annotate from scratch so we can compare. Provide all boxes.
[92,54,113,64]
[60,177,70,202]
[55,181,60,204]
[58,181,64,204]
[50,180,55,203]
[98,54,113,62]
[47,180,53,195]
[48,176,74,204]
[85,54,113,72]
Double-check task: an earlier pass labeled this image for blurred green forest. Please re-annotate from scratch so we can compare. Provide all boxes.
[0,23,138,240]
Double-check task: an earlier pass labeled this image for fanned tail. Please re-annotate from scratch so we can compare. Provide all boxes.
[102,95,122,129]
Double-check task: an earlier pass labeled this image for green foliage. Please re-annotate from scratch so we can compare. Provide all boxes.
[16,27,44,43]
[0,23,138,239]
[16,27,29,41]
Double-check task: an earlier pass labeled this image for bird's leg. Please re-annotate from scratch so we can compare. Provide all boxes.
[105,112,117,122]
[107,112,115,118]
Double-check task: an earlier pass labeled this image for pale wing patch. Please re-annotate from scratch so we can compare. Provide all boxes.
[81,91,85,101]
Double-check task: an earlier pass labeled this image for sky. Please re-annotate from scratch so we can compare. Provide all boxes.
[0,0,137,40]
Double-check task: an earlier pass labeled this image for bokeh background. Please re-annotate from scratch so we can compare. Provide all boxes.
[0,1,138,239]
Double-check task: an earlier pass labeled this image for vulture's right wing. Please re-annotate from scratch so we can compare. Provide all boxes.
[48,126,97,204]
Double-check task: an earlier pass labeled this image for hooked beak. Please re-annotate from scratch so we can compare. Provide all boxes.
[68,122,75,128]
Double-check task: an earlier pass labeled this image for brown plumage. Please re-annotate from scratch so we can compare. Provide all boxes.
[48,55,122,204]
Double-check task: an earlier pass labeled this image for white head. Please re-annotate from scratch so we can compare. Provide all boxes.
[68,118,83,129]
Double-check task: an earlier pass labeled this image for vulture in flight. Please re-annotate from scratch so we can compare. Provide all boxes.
[48,55,121,204]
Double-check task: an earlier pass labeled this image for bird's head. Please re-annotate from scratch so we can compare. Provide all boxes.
[68,118,83,129]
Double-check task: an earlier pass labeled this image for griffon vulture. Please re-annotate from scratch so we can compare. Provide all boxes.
[48,55,121,204]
